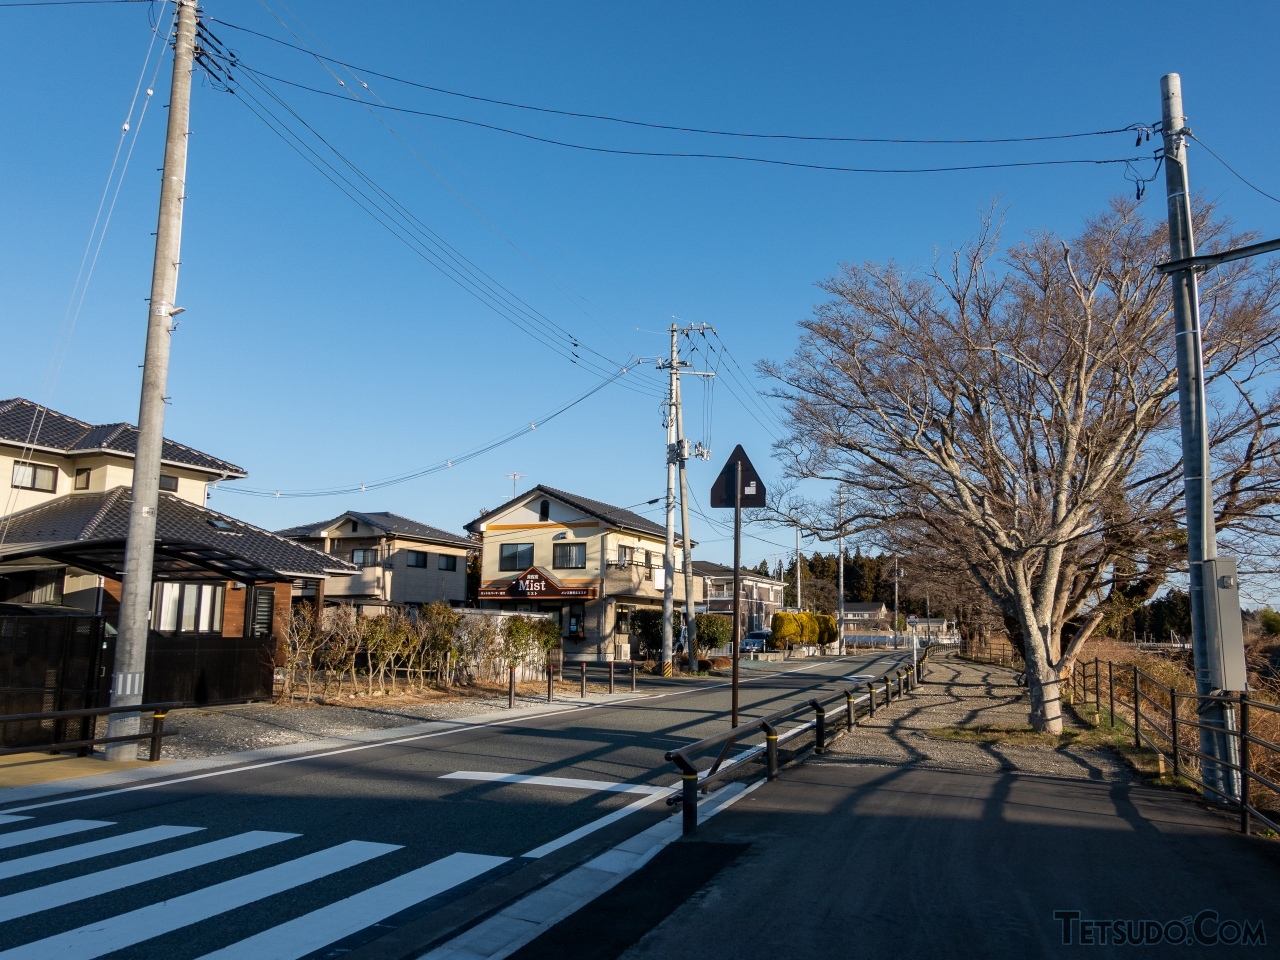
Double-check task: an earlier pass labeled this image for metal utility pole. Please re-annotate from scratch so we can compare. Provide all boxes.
[837,495,845,655]
[661,324,678,677]
[675,371,698,669]
[893,559,901,652]
[1160,73,1241,798]
[795,525,802,611]
[106,0,198,762]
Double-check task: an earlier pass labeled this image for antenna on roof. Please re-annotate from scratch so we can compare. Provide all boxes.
[504,472,528,498]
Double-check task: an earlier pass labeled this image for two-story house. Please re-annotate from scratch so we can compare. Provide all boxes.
[465,485,699,662]
[0,397,355,705]
[277,511,472,610]
[692,560,786,635]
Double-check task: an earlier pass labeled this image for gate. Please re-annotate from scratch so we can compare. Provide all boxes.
[0,615,108,749]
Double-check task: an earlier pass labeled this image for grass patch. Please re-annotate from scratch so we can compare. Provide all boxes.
[926,725,1069,747]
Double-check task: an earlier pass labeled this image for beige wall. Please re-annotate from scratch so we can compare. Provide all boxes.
[0,443,212,514]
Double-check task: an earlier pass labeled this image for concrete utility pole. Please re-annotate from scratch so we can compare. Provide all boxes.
[837,495,845,654]
[795,524,802,611]
[661,325,679,676]
[106,0,198,761]
[1160,73,1241,798]
[893,559,900,651]
[675,371,698,668]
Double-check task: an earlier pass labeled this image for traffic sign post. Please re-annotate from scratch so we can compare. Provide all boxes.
[711,445,766,727]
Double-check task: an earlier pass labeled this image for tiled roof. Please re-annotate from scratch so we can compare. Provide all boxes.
[467,485,678,542]
[0,398,246,477]
[276,511,472,549]
[691,560,784,583]
[0,487,354,578]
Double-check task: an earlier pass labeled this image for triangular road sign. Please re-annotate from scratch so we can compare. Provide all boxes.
[710,444,766,508]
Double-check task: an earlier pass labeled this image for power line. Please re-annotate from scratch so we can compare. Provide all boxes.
[216,62,1158,177]
[1188,133,1280,206]
[0,0,149,6]
[208,18,1148,148]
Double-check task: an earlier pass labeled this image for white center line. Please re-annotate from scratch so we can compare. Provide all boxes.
[0,830,297,922]
[192,852,509,960]
[0,840,401,960]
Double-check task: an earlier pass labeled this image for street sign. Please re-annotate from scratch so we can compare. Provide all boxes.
[709,445,766,509]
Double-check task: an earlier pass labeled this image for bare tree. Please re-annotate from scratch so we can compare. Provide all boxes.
[763,199,1280,731]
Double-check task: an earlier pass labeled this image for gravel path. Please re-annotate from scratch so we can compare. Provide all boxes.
[822,653,1135,782]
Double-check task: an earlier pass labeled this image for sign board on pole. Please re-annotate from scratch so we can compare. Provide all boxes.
[710,445,767,509]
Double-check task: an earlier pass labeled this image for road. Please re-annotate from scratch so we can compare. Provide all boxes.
[0,651,905,960]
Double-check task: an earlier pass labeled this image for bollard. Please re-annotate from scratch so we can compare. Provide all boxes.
[580,662,587,699]
[508,665,516,709]
[814,703,826,754]
[846,691,856,730]
[609,660,616,695]
[631,660,638,692]
[547,662,554,703]
[763,721,779,780]
[868,682,876,717]
[885,677,893,705]
[682,772,699,837]
[148,712,167,762]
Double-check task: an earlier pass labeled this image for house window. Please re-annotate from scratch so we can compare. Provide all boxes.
[406,550,428,568]
[350,520,358,533]
[74,468,91,490]
[615,604,632,635]
[617,545,633,565]
[11,461,56,493]
[438,554,458,572]
[351,548,380,567]
[539,499,550,522]
[553,543,586,569]
[152,581,225,634]
[499,543,533,571]
[158,474,179,493]
[645,550,654,581]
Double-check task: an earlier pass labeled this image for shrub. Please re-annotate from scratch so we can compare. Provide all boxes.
[631,608,681,659]
[816,614,838,650]
[770,611,801,649]
[694,613,733,649]
[799,612,818,646]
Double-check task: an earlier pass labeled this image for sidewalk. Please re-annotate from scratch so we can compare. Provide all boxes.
[537,654,1280,960]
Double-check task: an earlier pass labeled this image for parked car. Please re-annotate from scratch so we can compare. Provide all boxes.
[740,630,771,653]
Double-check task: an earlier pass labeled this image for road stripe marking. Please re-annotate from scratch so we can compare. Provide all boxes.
[192,852,508,960]
[0,816,30,826]
[0,819,111,851]
[0,830,297,922]
[522,792,668,859]
[441,772,668,795]
[0,840,400,960]
[0,824,204,881]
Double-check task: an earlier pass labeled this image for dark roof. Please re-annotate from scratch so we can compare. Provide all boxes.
[0,398,246,477]
[276,511,472,549]
[0,487,355,580]
[691,560,784,583]
[846,602,889,613]
[466,485,678,542]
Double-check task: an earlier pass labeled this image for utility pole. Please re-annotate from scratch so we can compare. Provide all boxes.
[661,325,679,677]
[893,559,900,652]
[106,0,198,761]
[675,370,698,669]
[1160,73,1241,798]
[795,525,802,611]
[836,495,845,655]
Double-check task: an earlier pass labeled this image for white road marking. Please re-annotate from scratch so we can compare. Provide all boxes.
[0,819,111,851]
[0,824,204,881]
[521,792,668,859]
[0,839,401,960]
[0,817,29,826]
[0,829,297,922]
[192,851,509,960]
[441,771,667,795]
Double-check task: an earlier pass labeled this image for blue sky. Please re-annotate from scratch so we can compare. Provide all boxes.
[3,0,1279,577]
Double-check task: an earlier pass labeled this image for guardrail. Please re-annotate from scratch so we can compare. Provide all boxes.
[664,652,930,836]
[1067,657,1280,836]
[0,702,181,762]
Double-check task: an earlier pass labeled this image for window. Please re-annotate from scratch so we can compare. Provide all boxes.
[553,543,586,569]
[617,545,633,565]
[406,550,428,568]
[11,461,56,493]
[74,468,91,491]
[158,474,179,492]
[615,604,632,635]
[351,548,380,567]
[350,520,359,533]
[499,543,533,571]
[438,554,458,572]
[539,499,550,522]
[151,581,224,634]
[645,550,654,581]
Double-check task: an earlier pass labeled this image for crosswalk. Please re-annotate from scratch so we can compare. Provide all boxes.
[0,813,511,960]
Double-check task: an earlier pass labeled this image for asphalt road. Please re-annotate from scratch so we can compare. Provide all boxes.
[0,651,905,960]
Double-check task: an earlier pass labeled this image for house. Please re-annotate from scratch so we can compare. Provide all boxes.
[0,398,355,706]
[276,511,472,610]
[841,601,892,639]
[692,560,786,636]
[465,485,700,662]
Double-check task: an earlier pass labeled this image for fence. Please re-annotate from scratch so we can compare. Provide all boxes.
[1067,657,1280,836]
[0,702,180,761]
[665,651,929,835]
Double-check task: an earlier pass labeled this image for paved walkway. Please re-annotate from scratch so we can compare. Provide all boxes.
[554,654,1280,959]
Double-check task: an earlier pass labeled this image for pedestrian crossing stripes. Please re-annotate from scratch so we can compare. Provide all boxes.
[0,824,203,881]
[0,820,110,851]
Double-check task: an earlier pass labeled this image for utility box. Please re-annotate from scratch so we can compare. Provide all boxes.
[1202,557,1248,691]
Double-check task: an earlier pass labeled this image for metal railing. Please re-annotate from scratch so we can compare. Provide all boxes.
[1068,657,1280,836]
[664,653,930,836]
[0,702,181,762]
